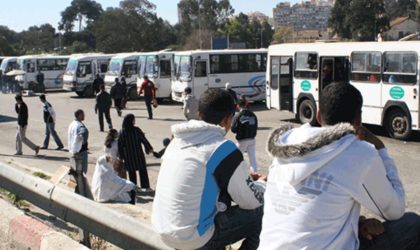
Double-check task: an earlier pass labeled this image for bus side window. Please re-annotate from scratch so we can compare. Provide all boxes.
[160,60,171,78]
[383,52,417,85]
[351,52,381,83]
[294,52,318,79]
[195,61,207,77]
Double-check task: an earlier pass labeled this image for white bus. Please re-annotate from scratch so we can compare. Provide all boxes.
[137,50,174,101]
[0,57,18,75]
[171,49,267,103]
[15,55,69,92]
[63,53,112,97]
[105,53,140,99]
[266,41,420,140]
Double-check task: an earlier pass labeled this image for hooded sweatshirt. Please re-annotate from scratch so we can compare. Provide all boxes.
[152,120,265,250]
[259,123,405,250]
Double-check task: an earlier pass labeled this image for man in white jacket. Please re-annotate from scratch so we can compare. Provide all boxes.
[259,82,420,249]
[152,88,266,250]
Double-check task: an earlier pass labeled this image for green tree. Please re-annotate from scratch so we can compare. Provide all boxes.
[385,0,417,20]
[59,0,103,32]
[20,24,56,53]
[329,0,352,39]
[272,26,293,44]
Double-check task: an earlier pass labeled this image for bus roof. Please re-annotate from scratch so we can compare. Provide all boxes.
[174,48,268,56]
[268,41,420,56]
[68,53,114,61]
[17,54,70,60]
[111,52,143,60]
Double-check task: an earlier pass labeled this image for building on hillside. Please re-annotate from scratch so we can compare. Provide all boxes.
[248,11,270,24]
[273,1,333,31]
[385,16,420,41]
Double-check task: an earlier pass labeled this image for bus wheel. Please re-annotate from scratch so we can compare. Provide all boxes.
[83,85,94,97]
[298,99,317,125]
[128,87,138,100]
[76,91,84,97]
[385,108,412,140]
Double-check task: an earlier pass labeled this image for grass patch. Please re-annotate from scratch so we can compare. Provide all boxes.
[0,187,30,208]
[33,171,51,180]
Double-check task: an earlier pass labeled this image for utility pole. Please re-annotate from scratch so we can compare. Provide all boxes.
[198,0,202,49]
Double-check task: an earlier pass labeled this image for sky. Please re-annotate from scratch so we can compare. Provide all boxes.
[0,0,300,32]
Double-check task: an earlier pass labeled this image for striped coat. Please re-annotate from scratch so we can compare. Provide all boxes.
[118,127,152,172]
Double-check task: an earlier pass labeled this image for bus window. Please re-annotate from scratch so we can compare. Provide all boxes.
[56,59,68,70]
[195,61,207,77]
[160,60,171,78]
[295,52,318,79]
[122,60,137,77]
[351,52,381,83]
[270,57,280,90]
[383,52,417,85]
[77,61,92,77]
[38,59,56,71]
[98,60,109,73]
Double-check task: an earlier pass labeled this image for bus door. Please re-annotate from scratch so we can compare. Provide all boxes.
[193,60,209,98]
[269,56,293,111]
[158,58,172,98]
[319,56,349,92]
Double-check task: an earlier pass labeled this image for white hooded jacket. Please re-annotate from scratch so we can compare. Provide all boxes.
[152,120,265,250]
[259,123,405,250]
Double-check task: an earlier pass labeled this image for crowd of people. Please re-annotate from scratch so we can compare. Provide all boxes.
[11,76,420,249]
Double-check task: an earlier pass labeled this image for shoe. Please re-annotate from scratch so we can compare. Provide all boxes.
[100,129,104,132]
[14,152,22,155]
[148,117,153,120]
[40,146,47,149]
[55,146,64,150]
[35,147,40,156]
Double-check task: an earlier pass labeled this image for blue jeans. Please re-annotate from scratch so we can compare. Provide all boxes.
[199,206,263,250]
[359,212,420,250]
[43,122,63,148]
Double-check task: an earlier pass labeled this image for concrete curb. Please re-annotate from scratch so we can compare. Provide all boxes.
[0,198,88,250]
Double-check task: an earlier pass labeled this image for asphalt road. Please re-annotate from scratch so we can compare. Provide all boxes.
[0,91,419,217]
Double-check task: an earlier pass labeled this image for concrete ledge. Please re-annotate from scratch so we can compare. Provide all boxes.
[0,198,87,250]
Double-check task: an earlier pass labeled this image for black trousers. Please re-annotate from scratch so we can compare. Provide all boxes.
[127,167,150,189]
[144,95,153,119]
[98,109,112,131]
[114,98,122,113]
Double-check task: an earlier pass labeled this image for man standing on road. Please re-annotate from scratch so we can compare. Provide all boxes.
[259,82,420,249]
[110,78,125,117]
[152,89,266,250]
[14,95,40,156]
[36,70,45,93]
[67,109,91,247]
[183,87,199,120]
[231,95,259,173]
[92,74,104,95]
[39,94,64,150]
[95,84,113,132]
[138,75,156,120]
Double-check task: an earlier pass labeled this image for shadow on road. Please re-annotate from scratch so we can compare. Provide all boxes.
[27,211,78,233]
[0,115,17,123]
[0,153,69,162]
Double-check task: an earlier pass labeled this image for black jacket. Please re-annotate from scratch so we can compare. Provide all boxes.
[231,109,258,140]
[42,101,54,123]
[93,77,104,94]
[15,102,28,127]
[95,91,112,112]
[110,83,126,99]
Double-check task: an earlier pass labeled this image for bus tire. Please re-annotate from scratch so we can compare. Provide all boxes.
[83,85,94,98]
[385,108,412,140]
[298,99,317,125]
[76,91,84,97]
[128,87,138,100]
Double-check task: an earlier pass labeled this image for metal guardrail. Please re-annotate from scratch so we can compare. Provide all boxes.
[0,163,171,250]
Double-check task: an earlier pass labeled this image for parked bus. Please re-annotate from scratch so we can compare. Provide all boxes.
[63,54,112,97]
[266,41,420,140]
[171,49,268,103]
[0,57,18,92]
[105,53,140,99]
[15,55,69,92]
[137,50,174,101]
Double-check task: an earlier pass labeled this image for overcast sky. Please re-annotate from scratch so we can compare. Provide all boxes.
[0,0,300,32]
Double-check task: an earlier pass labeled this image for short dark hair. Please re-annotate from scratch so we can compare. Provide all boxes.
[319,83,363,125]
[184,87,192,94]
[199,88,235,125]
[39,94,46,101]
[74,109,84,118]
[238,95,247,107]
[15,94,22,102]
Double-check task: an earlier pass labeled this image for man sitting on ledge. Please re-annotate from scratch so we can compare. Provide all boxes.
[152,88,266,250]
[259,82,420,249]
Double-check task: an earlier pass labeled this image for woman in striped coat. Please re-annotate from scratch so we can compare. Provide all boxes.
[118,114,153,190]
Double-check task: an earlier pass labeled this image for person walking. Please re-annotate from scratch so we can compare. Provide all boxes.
[67,109,91,247]
[120,77,128,109]
[39,94,64,150]
[92,74,104,95]
[110,78,125,117]
[36,70,45,93]
[259,82,420,249]
[95,84,113,132]
[152,89,266,250]
[14,95,40,156]
[231,95,259,173]
[183,87,199,120]
[118,114,154,191]
[138,75,156,120]
[225,82,238,105]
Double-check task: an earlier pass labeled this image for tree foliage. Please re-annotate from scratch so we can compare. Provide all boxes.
[59,0,103,32]
[272,26,293,44]
[329,0,389,41]
[385,0,417,20]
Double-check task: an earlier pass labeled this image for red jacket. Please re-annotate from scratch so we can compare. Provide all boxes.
[139,79,156,97]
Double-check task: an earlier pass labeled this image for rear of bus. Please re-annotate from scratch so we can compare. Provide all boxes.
[171,53,193,102]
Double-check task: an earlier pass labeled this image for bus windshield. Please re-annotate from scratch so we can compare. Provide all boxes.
[107,58,123,76]
[1,59,17,73]
[145,55,158,78]
[174,55,191,82]
[17,59,25,71]
[65,59,78,75]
